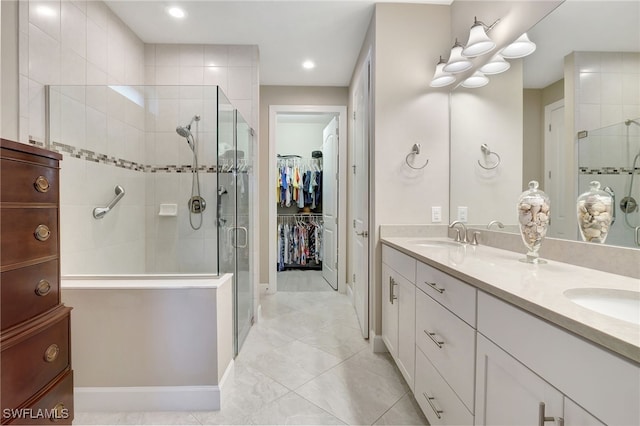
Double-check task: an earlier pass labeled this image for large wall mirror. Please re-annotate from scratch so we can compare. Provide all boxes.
[450,0,640,249]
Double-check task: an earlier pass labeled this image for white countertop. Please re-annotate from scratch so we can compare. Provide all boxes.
[381,237,640,364]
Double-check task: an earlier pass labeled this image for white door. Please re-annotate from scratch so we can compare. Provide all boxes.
[352,59,370,338]
[545,100,570,238]
[322,117,339,290]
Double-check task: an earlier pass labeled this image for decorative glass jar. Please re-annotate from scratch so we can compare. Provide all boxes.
[577,181,613,243]
[517,180,550,263]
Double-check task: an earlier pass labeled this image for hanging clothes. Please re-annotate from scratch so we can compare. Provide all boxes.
[276,157,323,210]
[276,215,323,270]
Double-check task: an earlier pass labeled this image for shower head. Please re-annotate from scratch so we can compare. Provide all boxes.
[176,115,201,151]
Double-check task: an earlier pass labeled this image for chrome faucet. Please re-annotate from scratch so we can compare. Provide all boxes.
[449,220,468,243]
[487,220,505,230]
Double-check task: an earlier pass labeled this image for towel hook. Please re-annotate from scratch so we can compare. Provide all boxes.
[478,144,501,170]
[405,143,429,170]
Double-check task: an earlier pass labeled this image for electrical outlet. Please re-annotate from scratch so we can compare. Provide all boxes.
[457,206,468,222]
[431,206,442,223]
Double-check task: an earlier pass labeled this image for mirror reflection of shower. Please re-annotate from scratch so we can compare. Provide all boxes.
[622,118,640,243]
[176,114,206,230]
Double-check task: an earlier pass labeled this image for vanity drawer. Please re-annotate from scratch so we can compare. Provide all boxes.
[416,261,476,326]
[9,370,74,425]
[415,347,473,426]
[1,310,71,410]
[1,260,60,331]
[0,208,58,267]
[416,288,475,411]
[0,158,59,205]
[382,245,416,283]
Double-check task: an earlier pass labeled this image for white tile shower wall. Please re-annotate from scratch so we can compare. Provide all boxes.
[18,0,146,274]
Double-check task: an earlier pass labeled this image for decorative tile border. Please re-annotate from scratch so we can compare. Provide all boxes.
[579,166,640,175]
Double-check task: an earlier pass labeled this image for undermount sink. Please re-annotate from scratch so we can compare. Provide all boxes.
[563,288,640,326]
[411,239,463,249]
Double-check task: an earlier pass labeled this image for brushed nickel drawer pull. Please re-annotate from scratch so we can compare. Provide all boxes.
[44,344,60,362]
[426,281,445,293]
[34,224,51,241]
[389,276,398,304]
[35,279,51,296]
[51,403,66,422]
[422,393,443,419]
[424,330,445,348]
[34,175,51,193]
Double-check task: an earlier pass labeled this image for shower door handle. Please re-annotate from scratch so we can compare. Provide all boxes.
[236,227,248,248]
[227,226,248,248]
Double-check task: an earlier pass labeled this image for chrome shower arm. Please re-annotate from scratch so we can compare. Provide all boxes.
[93,185,125,219]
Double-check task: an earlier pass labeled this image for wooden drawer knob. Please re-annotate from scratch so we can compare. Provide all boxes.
[34,175,51,193]
[44,344,60,363]
[51,403,66,422]
[35,279,52,296]
[34,224,51,241]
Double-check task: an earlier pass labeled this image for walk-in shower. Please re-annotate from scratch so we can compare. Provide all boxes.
[46,84,255,356]
[176,114,206,230]
[579,118,640,247]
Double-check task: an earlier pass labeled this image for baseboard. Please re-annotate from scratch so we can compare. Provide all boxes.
[371,332,388,353]
[346,284,353,301]
[74,385,221,412]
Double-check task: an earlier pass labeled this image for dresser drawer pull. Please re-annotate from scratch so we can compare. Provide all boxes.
[51,403,66,422]
[424,330,445,348]
[422,393,443,419]
[44,344,60,362]
[35,279,52,296]
[34,224,51,241]
[34,175,51,193]
[425,281,445,293]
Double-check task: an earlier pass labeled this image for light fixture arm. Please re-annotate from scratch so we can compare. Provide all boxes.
[474,16,500,32]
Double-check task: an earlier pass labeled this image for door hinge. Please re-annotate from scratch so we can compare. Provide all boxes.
[335,127,339,135]
[548,124,551,132]
[335,217,338,224]
[353,111,356,120]
[335,172,339,181]
[353,273,356,283]
[353,220,356,228]
[352,164,356,174]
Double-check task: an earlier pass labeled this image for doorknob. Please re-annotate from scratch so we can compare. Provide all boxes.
[356,230,368,237]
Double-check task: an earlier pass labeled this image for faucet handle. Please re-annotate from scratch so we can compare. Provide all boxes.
[470,231,480,245]
[453,228,462,242]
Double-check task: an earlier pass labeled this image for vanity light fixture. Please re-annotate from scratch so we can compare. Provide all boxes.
[479,53,511,75]
[500,33,537,59]
[166,6,186,19]
[443,40,473,74]
[462,71,489,89]
[429,56,456,87]
[462,17,500,58]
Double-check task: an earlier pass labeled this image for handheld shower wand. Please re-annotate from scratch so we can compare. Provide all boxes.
[176,115,201,151]
[175,114,205,230]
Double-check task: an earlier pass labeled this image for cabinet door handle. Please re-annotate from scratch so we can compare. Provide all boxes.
[538,402,563,426]
[34,224,51,241]
[424,330,444,348]
[34,175,50,192]
[389,276,398,304]
[35,279,51,296]
[422,393,443,419]
[425,281,445,293]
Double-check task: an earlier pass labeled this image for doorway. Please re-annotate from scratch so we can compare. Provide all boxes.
[268,106,348,294]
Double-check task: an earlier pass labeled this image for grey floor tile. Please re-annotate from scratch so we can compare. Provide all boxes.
[247,392,345,425]
[73,412,143,425]
[373,392,429,425]
[138,412,200,425]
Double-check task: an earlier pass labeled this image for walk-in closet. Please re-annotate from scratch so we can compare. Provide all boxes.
[275,112,339,291]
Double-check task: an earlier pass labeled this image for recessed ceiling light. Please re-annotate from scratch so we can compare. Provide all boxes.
[36,5,56,17]
[167,6,186,19]
[302,60,315,70]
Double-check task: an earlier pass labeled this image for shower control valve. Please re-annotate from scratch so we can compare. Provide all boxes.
[188,196,206,214]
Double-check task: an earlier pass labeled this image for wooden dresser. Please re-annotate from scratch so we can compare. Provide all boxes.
[1,139,73,425]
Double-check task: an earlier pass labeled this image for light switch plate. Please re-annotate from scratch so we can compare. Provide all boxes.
[431,206,442,223]
[457,206,468,222]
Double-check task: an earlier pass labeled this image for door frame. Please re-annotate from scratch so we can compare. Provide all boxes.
[268,105,348,294]
[544,99,568,238]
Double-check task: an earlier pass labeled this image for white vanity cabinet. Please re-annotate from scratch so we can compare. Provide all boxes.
[477,292,638,426]
[381,246,416,390]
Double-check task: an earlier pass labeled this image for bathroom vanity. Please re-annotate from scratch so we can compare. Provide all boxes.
[380,237,639,426]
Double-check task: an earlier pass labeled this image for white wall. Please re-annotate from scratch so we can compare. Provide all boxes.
[1,0,19,141]
[450,60,524,226]
[276,122,325,157]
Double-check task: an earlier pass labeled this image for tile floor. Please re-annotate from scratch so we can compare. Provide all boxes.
[74,272,428,425]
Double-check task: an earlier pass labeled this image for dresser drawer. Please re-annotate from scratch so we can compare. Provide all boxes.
[416,261,476,326]
[1,260,60,331]
[0,159,58,205]
[415,289,475,411]
[7,370,74,425]
[0,208,58,267]
[415,347,473,426]
[1,311,70,410]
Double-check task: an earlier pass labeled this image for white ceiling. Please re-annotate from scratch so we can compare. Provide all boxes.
[104,1,639,89]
